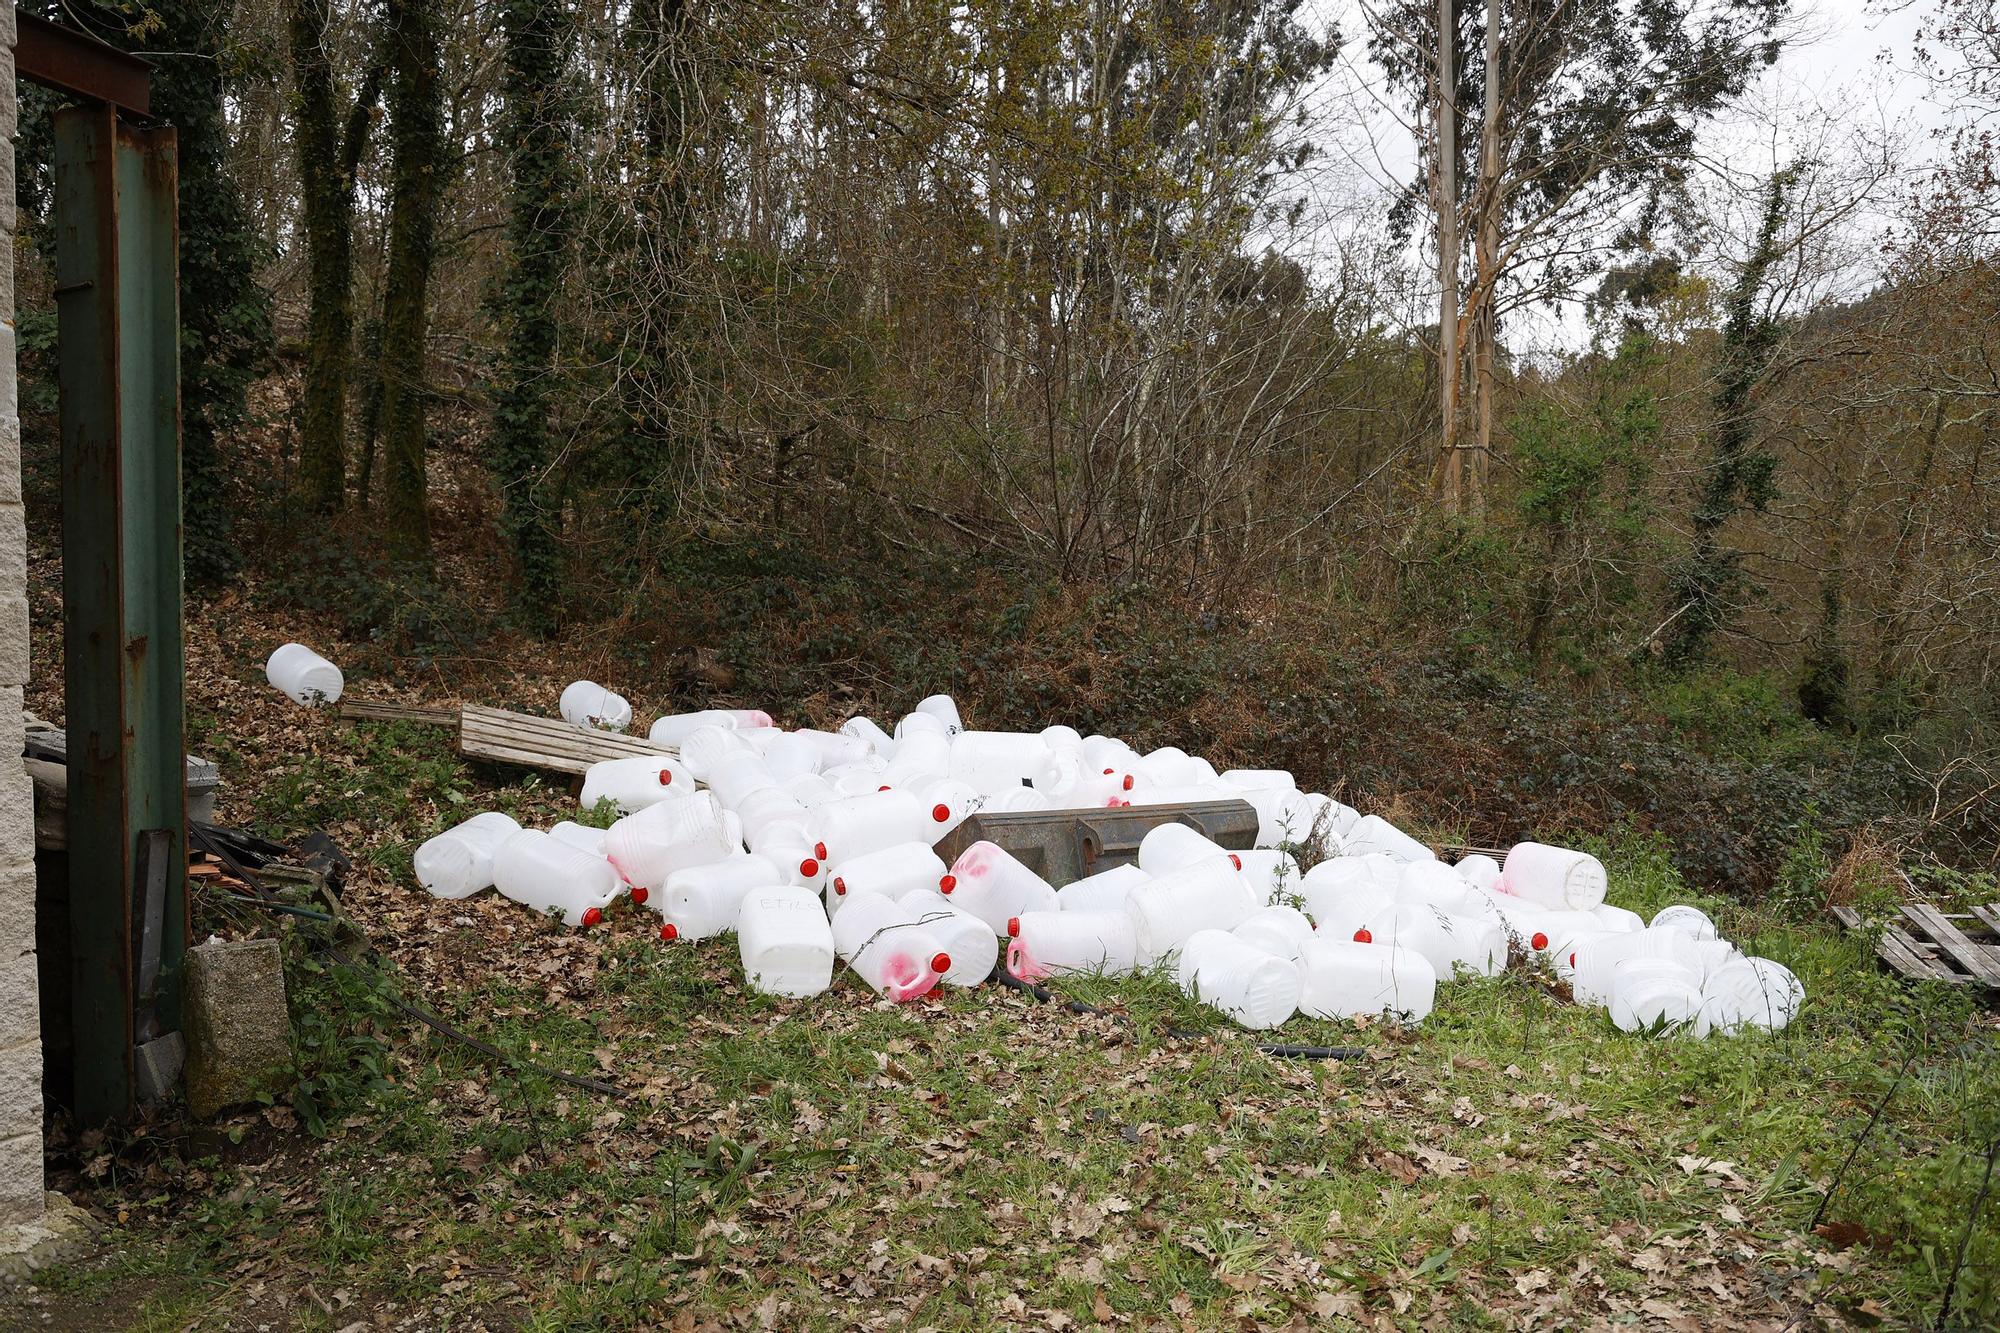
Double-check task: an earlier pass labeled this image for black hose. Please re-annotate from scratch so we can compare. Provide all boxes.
[1936,1129,2000,1331]
[988,964,1363,1061]
[326,945,630,1101]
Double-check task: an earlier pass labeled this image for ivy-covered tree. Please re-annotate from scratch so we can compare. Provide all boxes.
[288,0,385,512]
[619,0,701,490]
[494,0,578,620]
[378,0,447,560]
[1660,168,1796,667]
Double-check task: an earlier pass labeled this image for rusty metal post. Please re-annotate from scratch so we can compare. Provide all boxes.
[54,105,185,1125]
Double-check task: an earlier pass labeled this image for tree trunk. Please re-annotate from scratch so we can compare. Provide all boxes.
[379,0,446,561]
[495,0,576,622]
[622,0,697,490]
[1469,0,1500,516]
[1434,0,1463,512]
[1660,169,1794,666]
[288,0,382,513]
[1869,393,1945,695]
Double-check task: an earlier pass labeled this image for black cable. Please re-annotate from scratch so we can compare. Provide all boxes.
[1935,1129,2000,1331]
[988,964,1364,1061]
[216,892,337,922]
[325,945,630,1101]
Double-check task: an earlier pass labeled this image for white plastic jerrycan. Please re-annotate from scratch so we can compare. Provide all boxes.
[648,709,743,746]
[1176,929,1301,1030]
[1005,909,1140,981]
[1650,904,1719,941]
[548,820,608,857]
[659,854,783,940]
[1607,958,1704,1034]
[1371,902,1505,979]
[1297,939,1437,1023]
[1398,860,1494,917]
[1455,854,1502,892]
[559,680,632,733]
[1231,905,1317,963]
[839,715,899,758]
[1300,854,1403,906]
[493,829,622,927]
[826,841,948,912]
[1700,957,1803,1033]
[812,790,947,863]
[674,723,753,779]
[915,777,982,836]
[414,811,521,899]
[1570,927,1702,1006]
[580,755,694,815]
[1124,855,1256,960]
[1237,849,1303,905]
[737,886,835,998]
[1307,887,1399,947]
[265,642,345,706]
[603,793,738,891]
[829,889,951,1002]
[913,694,964,734]
[1341,814,1436,863]
[1056,862,1149,914]
[1137,823,1238,875]
[1499,842,1609,911]
[899,889,999,986]
[1592,901,1646,933]
[943,841,1059,934]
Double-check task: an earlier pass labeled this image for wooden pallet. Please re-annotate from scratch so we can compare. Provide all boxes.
[339,698,458,727]
[1831,902,2000,990]
[459,704,679,777]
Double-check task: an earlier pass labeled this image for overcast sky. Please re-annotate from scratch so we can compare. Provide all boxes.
[1284,0,1960,352]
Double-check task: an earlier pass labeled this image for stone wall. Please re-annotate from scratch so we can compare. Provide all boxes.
[0,2,45,1232]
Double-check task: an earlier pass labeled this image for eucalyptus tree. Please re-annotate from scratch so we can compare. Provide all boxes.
[1366,0,1791,512]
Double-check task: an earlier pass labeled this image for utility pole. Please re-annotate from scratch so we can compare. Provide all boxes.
[1436,0,1462,511]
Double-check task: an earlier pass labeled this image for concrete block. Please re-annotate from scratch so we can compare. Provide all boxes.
[184,938,291,1119]
[0,766,31,860]
[0,414,20,508]
[0,334,16,437]
[134,1032,183,1103]
[0,876,37,1053]
[0,5,16,53]
[0,53,15,145]
[0,684,21,754]
[0,151,13,237]
[0,1040,40,1139]
[0,499,23,588]
[0,1132,40,1227]
[0,594,27,689]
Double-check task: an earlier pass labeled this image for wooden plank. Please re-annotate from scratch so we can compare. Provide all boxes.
[1970,903,2000,940]
[1830,905,1965,985]
[1902,904,2000,987]
[340,698,458,727]
[459,705,680,777]
[1879,925,1961,984]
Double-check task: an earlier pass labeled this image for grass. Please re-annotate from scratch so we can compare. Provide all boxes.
[16,697,1996,1330]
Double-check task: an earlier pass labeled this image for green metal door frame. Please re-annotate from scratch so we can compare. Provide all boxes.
[52,103,186,1126]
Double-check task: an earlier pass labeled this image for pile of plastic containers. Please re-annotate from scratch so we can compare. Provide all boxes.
[397,683,1802,1035]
